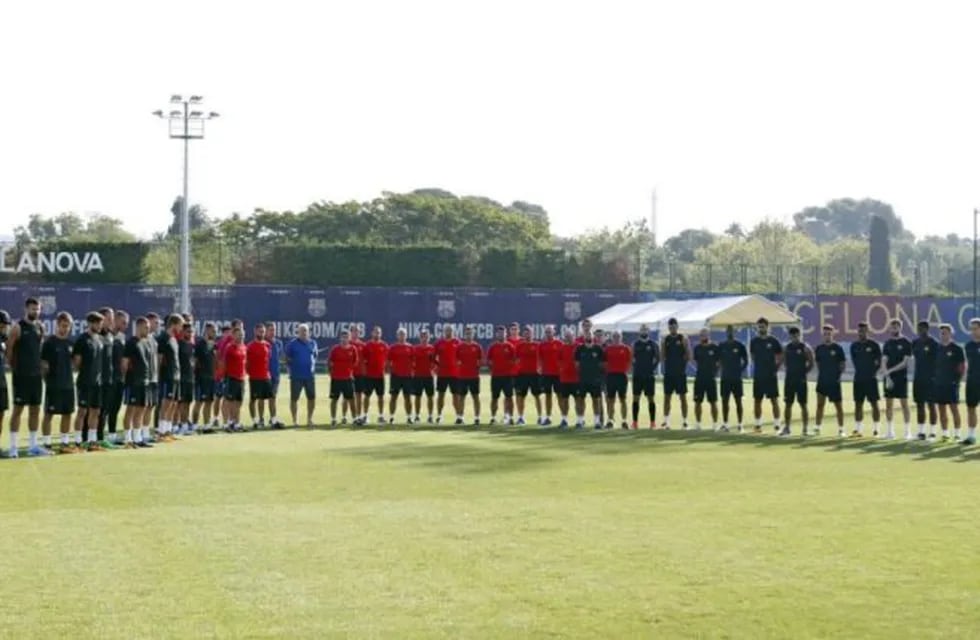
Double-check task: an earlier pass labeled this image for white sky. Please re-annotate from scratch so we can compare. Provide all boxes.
[2,0,979,242]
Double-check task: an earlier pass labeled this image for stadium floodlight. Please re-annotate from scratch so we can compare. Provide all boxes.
[153,94,220,314]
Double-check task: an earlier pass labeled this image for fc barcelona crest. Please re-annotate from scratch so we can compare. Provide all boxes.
[437,299,456,319]
[38,295,57,316]
[307,298,327,318]
[564,301,582,321]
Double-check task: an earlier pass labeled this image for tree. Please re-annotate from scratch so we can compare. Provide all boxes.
[724,223,745,239]
[566,219,655,287]
[167,196,211,237]
[868,215,892,292]
[792,198,907,244]
[14,212,136,245]
[664,229,716,262]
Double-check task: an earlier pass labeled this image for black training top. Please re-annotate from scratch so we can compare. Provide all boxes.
[814,342,845,383]
[195,337,216,380]
[41,336,75,390]
[850,339,882,382]
[750,335,782,378]
[882,337,912,381]
[662,334,687,377]
[693,342,719,380]
[632,339,660,378]
[935,342,965,385]
[718,339,747,381]
[783,341,809,379]
[912,336,938,382]
[575,343,605,384]
[13,318,42,377]
[73,332,103,387]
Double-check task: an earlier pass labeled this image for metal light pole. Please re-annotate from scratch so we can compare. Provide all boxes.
[973,208,978,314]
[153,95,219,314]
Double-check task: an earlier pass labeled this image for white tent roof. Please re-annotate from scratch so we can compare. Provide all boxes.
[588,295,798,333]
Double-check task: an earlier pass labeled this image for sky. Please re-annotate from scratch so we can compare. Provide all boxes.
[3,0,979,242]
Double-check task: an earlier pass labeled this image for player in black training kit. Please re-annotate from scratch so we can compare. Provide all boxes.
[575,332,606,429]
[692,328,719,430]
[0,310,10,447]
[781,327,813,437]
[718,325,747,432]
[881,319,912,440]
[750,317,782,433]
[631,324,659,429]
[933,323,964,442]
[850,322,882,438]
[7,297,44,458]
[911,321,939,441]
[813,325,846,437]
[962,318,980,446]
[41,312,77,453]
[73,312,106,451]
[660,318,690,429]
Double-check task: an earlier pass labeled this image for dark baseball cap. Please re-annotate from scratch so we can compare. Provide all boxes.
[0,310,10,325]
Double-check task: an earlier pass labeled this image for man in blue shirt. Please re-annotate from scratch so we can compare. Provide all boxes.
[266,322,285,429]
[286,323,318,428]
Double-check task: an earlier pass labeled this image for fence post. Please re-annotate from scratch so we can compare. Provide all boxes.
[740,264,747,294]
[812,265,819,296]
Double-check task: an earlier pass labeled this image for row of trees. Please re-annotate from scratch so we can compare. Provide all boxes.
[9,193,975,295]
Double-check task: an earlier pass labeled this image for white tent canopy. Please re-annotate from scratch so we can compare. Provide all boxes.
[588,295,798,334]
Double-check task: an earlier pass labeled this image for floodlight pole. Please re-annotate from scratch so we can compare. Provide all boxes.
[973,208,978,315]
[154,96,218,314]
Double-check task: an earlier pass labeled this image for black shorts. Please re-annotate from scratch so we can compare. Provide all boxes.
[160,380,179,402]
[413,377,435,397]
[250,379,273,400]
[491,376,514,399]
[720,378,743,400]
[632,375,655,397]
[559,382,580,399]
[853,379,880,404]
[125,385,150,407]
[753,376,779,400]
[0,386,7,413]
[913,379,933,405]
[196,377,215,402]
[225,378,244,403]
[361,377,385,397]
[539,375,560,395]
[966,381,980,408]
[579,381,603,398]
[605,373,628,399]
[330,378,354,400]
[515,374,540,396]
[458,378,480,397]
[179,382,195,403]
[884,377,908,400]
[290,378,316,401]
[390,375,413,396]
[694,377,718,403]
[663,374,687,396]
[436,376,457,394]
[933,382,959,406]
[783,377,808,405]
[76,384,101,409]
[214,378,225,399]
[45,387,75,415]
[816,379,842,403]
[353,376,367,394]
[12,374,43,407]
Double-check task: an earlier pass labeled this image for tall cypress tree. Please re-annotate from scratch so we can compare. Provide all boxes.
[868,215,892,291]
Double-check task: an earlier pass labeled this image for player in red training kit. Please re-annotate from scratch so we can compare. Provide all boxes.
[411,329,436,423]
[361,326,389,424]
[349,326,366,425]
[537,325,562,426]
[487,325,518,425]
[328,330,358,425]
[434,326,461,423]
[456,326,484,425]
[387,328,414,424]
[222,327,248,431]
[246,323,272,429]
[558,329,584,428]
[603,331,632,429]
[514,326,542,425]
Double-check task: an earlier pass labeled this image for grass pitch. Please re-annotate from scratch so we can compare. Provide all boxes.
[0,375,977,639]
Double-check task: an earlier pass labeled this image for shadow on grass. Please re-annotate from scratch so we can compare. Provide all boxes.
[309,422,978,469]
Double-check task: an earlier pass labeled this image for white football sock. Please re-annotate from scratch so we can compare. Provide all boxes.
[28,431,38,449]
[8,432,16,452]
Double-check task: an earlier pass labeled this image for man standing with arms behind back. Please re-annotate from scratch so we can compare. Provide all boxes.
[660,318,689,429]
[718,325,747,433]
[850,322,883,438]
[265,322,285,429]
[912,321,939,441]
[285,323,318,428]
[6,297,44,458]
[631,324,659,430]
[750,317,783,434]
[881,319,913,440]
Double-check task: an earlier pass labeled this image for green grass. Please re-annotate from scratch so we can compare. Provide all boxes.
[0,375,977,639]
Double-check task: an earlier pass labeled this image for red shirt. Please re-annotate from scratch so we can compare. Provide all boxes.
[224,343,247,381]
[507,336,522,374]
[456,342,483,379]
[538,338,562,376]
[363,340,389,378]
[413,343,436,377]
[516,340,539,375]
[558,342,580,383]
[604,343,632,374]
[488,341,517,377]
[351,339,367,376]
[434,338,460,377]
[329,344,358,380]
[246,340,271,380]
[388,342,414,378]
